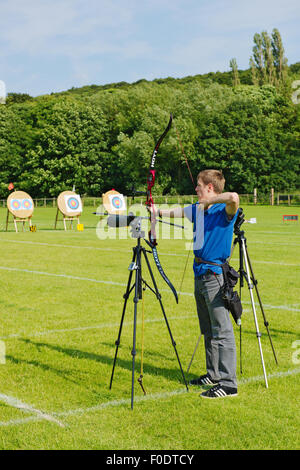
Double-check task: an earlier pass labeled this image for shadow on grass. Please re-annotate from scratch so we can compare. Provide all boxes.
[15,337,187,387]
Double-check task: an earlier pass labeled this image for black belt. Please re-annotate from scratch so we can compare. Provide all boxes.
[194,257,223,267]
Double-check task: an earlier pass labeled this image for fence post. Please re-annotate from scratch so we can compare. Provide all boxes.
[254,188,257,205]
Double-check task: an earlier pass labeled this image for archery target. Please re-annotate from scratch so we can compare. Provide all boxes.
[57,191,83,217]
[7,191,34,218]
[103,190,126,214]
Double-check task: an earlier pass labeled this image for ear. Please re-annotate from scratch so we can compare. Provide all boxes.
[207,182,214,192]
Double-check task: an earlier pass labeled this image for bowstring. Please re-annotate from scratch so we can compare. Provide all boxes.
[173,123,196,303]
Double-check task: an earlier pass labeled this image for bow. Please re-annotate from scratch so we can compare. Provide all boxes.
[173,121,198,304]
[145,113,179,303]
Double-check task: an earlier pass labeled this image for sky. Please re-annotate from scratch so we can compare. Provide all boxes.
[0,0,299,97]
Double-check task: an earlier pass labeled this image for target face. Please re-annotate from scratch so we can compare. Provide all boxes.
[111,196,122,209]
[67,197,80,210]
[10,198,34,211]
[23,199,33,210]
[11,199,22,210]
[64,194,82,213]
[109,194,126,211]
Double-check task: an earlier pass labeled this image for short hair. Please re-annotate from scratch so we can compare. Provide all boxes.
[197,169,225,194]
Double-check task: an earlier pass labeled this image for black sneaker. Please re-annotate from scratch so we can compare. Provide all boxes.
[200,384,237,398]
[189,374,219,386]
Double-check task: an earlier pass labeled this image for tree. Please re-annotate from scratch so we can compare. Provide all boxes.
[249,57,259,86]
[271,28,288,84]
[250,29,288,87]
[229,58,240,87]
[262,31,275,85]
[252,33,267,85]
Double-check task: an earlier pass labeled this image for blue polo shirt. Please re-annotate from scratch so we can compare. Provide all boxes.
[184,203,238,277]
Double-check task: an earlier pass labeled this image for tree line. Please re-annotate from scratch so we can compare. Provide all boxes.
[0,30,299,199]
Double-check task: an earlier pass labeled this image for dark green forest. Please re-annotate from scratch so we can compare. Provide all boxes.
[1,30,299,198]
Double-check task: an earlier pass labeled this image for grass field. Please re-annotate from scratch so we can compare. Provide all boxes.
[0,204,299,450]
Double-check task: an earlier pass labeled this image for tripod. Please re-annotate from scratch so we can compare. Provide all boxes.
[230,208,278,388]
[109,219,188,409]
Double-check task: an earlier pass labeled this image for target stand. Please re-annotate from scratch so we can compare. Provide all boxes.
[6,191,34,232]
[55,191,82,230]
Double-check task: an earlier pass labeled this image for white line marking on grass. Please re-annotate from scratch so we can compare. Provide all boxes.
[0,265,299,314]
[0,238,122,253]
[230,258,300,267]
[0,393,65,427]
[0,239,299,266]
[241,300,300,313]
[0,368,299,428]
[250,231,300,236]
[250,240,300,247]
[0,314,196,340]
[237,367,300,385]
[0,265,125,287]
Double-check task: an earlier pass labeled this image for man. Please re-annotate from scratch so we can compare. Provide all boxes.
[155,169,239,398]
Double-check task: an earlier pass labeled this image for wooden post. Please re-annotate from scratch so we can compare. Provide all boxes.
[270,188,274,206]
[54,207,59,229]
[254,188,257,205]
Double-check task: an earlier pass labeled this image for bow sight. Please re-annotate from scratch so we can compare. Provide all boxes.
[234,207,246,235]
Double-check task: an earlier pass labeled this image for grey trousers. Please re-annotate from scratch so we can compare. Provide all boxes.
[194,271,237,389]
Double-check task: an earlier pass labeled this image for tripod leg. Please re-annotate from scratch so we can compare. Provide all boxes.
[239,280,243,375]
[241,240,268,388]
[186,334,201,375]
[142,248,189,391]
[239,323,242,374]
[109,248,136,390]
[131,243,142,409]
[230,238,243,375]
[245,247,278,365]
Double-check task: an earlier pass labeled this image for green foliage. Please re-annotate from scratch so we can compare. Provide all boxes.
[6,93,34,104]
[0,62,299,198]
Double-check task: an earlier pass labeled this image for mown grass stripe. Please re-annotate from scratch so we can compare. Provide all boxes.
[0,265,299,313]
